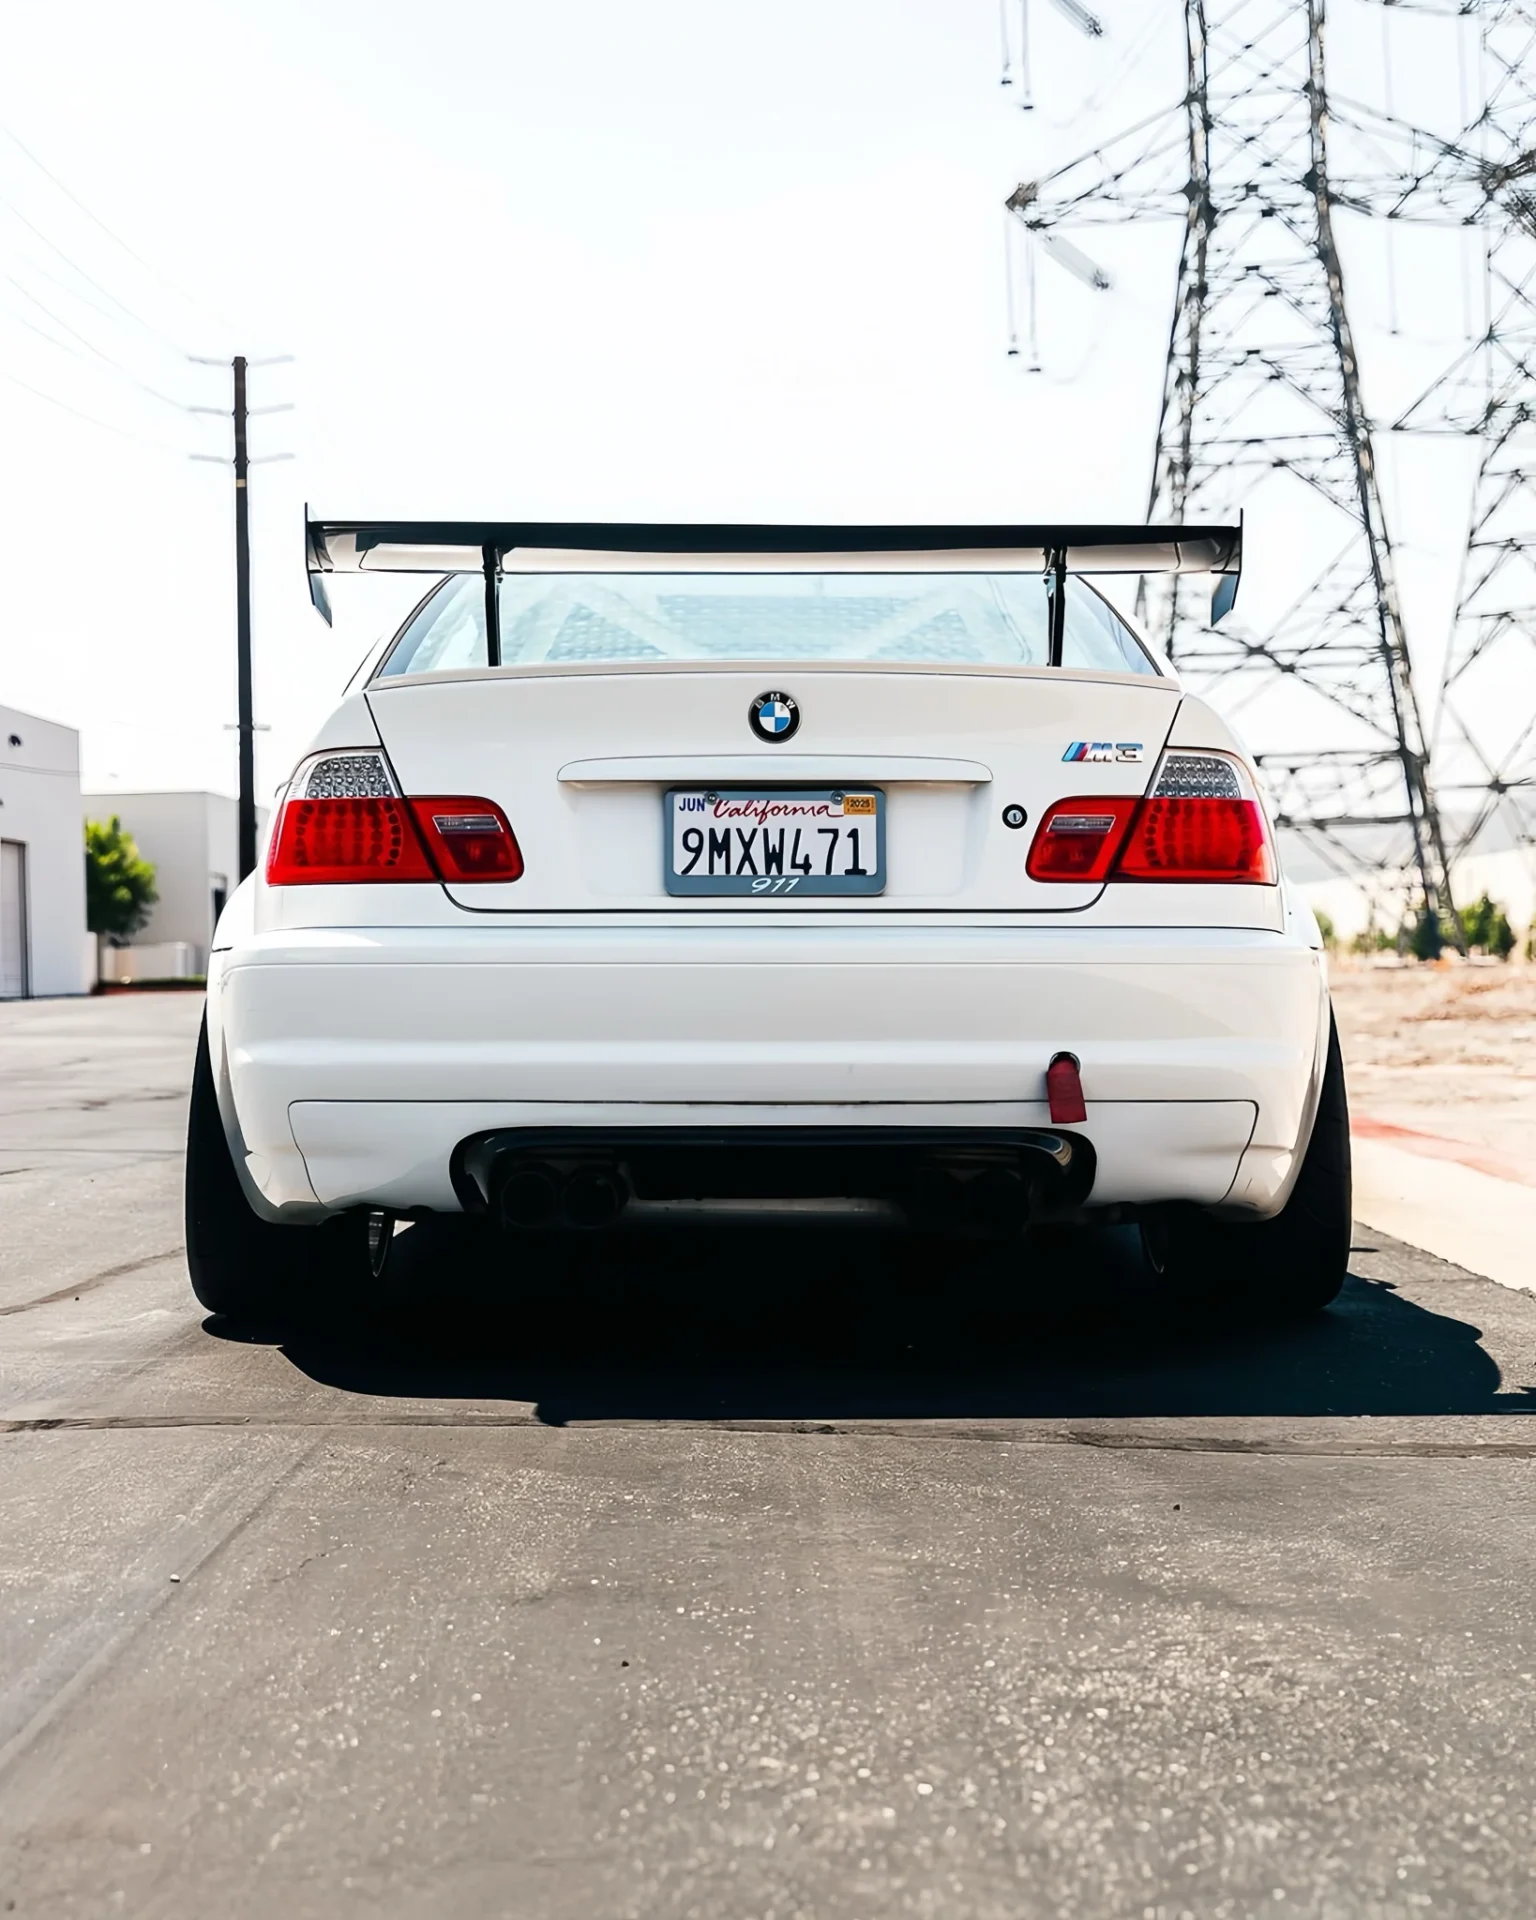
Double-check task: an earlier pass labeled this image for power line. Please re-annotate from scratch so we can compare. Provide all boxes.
[0,300,202,445]
[2,246,178,352]
[0,121,191,301]
[0,368,192,456]
[0,296,108,368]
[0,186,191,361]
[0,270,197,413]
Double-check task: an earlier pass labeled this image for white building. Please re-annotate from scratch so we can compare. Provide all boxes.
[80,791,264,979]
[0,704,91,998]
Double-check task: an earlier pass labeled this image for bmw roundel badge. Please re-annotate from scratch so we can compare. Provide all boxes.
[749,690,799,743]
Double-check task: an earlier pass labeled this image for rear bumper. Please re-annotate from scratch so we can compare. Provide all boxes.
[209,922,1327,1222]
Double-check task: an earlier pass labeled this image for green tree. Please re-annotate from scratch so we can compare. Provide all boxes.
[1313,908,1336,950]
[84,816,158,945]
[1458,891,1516,960]
[1408,904,1446,962]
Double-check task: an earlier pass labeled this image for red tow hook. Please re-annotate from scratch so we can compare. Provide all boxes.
[1046,1052,1087,1125]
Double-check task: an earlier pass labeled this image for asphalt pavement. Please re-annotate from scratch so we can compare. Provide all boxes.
[3,993,1536,1919]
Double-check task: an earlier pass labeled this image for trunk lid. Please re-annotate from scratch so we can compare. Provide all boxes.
[365,666,1180,912]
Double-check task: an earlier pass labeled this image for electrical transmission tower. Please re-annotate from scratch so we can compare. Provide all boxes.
[1385,0,1536,860]
[1006,0,1465,926]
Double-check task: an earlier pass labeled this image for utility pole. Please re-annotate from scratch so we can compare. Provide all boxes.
[232,356,256,881]
[191,353,293,883]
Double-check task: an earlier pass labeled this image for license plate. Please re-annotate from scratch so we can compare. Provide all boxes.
[665,788,885,896]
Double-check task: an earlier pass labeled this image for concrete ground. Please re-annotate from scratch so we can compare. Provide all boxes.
[4,993,1536,1919]
[1331,961,1536,1186]
[1332,964,1536,1295]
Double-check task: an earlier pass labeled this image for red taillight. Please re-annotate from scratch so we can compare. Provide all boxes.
[1025,796,1141,881]
[409,798,524,881]
[1027,758,1275,886]
[1114,796,1275,884]
[266,796,436,885]
[266,792,522,885]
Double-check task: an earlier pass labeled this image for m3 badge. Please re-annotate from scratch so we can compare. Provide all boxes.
[1063,741,1144,764]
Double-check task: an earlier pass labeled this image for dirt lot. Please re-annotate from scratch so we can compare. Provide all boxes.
[1331,959,1536,1184]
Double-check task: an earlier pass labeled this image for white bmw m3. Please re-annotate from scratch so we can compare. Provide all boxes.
[186,520,1350,1321]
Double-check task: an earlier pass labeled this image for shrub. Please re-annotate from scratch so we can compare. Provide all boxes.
[1458,891,1516,960]
[1408,906,1446,962]
[84,816,158,944]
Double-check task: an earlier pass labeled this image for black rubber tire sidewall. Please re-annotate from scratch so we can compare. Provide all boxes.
[185,1015,365,1321]
[1161,1009,1352,1319]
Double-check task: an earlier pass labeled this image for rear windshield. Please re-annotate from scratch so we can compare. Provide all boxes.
[376,572,1158,678]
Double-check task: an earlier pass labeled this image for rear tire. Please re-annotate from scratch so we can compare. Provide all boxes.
[185,1016,366,1321]
[1149,1011,1352,1320]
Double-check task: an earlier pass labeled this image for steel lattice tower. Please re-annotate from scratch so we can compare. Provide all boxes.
[1398,1,1536,858]
[1007,0,1462,924]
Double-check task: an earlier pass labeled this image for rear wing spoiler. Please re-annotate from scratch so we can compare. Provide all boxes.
[304,515,1242,652]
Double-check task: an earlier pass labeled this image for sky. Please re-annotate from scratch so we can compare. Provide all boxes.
[0,0,1498,818]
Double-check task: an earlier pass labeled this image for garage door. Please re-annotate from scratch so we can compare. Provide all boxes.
[0,840,27,998]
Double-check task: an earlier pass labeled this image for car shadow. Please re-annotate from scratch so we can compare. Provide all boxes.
[224,1213,1536,1425]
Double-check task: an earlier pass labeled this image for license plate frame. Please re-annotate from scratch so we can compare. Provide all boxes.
[664,788,886,897]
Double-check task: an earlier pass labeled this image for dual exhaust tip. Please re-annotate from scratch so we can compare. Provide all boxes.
[904,1163,1035,1235]
[498,1161,628,1232]
[493,1155,1044,1236]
